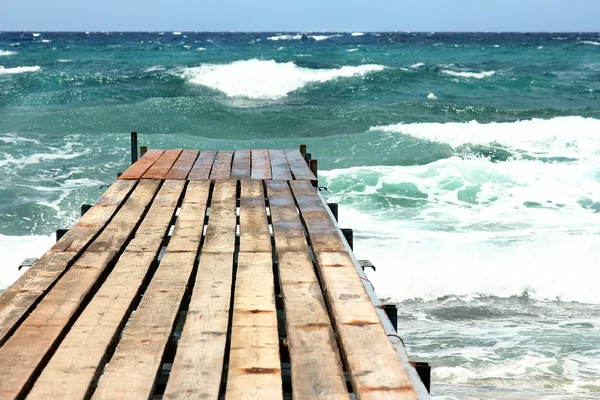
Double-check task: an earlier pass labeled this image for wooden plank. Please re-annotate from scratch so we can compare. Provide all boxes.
[289,180,417,400]
[188,150,217,180]
[267,181,348,398]
[209,150,234,180]
[265,180,308,253]
[27,180,186,400]
[0,180,136,346]
[92,182,210,400]
[142,148,183,179]
[164,181,237,400]
[239,180,271,253]
[0,180,161,400]
[165,150,199,180]
[251,149,272,180]
[119,149,164,180]
[230,149,251,179]
[202,180,237,252]
[284,149,317,181]
[226,252,282,400]
[268,149,293,180]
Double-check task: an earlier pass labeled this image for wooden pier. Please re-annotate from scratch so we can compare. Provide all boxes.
[0,147,430,399]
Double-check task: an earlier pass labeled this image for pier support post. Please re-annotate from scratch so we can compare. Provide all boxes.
[411,362,431,393]
[56,229,69,241]
[140,146,147,157]
[309,159,318,187]
[131,131,138,164]
[299,144,307,157]
[383,304,398,331]
[304,152,311,165]
[81,204,92,216]
[341,228,353,250]
[327,202,338,221]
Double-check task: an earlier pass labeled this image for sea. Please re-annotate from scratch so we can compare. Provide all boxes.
[1,31,599,399]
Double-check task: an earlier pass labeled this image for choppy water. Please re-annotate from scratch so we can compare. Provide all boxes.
[1,31,600,399]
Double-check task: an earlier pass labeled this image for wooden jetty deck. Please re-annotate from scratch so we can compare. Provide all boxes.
[0,147,430,399]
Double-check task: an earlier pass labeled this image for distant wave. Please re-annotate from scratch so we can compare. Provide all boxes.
[369,116,600,160]
[144,66,165,73]
[346,48,359,52]
[580,40,600,46]
[180,59,386,100]
[267,34,303,41]
[410,62,425,69]
[442,69,496,79]
[0,50,16,56]
[0,66,41,75]
[351,32,365,36]
[310,34,342,41]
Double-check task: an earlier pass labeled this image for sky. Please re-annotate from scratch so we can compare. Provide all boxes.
[1,0,599,32]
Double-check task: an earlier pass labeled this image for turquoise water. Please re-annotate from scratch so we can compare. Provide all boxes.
[1,32,600,399]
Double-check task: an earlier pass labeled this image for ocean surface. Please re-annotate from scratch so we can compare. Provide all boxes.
[1,31,600,399]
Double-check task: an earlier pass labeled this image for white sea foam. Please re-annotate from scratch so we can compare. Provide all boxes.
[322,159,600,304]
[370,116,600,160]
[442,69,496,79]
[410,62,425,69]
[0,235,54,290]
[309,34,341,41]
[196,47,207,51]
[0,65,41,75]
[346,48,359,52]
[180,59,386,99]
[144,66,165,73]
[0,150,85,168]
[172,31,182,35]
[267,34,302,41]
[32,33,41,37]
[57,59,72,63]
[351,32,365,36]
[581,40,600,46]
[427,92,437,100]
[40,39,51,43]
[0,50,16,56]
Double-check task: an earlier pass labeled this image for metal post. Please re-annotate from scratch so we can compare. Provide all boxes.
[411,362,431,393]
[131,131,138,164]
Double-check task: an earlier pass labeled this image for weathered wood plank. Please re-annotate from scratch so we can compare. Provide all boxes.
[188,150,217,180]
[0,180,136,346]
[164,180,237,400]
[119,150,164,180]
[268,181,348,398]
[289,180,418,400]
[265,180,308,253]
[284,149,317,181]
[92,181,210,400]
[0,180,161,400]
[142,148,183,179]
[239,180,271,253]
[268,149,293,180]
[165,150,199,180]
[210,150,234,180]
[231,149,251,179]
[251,149,272,180]
[27,181,186,400]
[226,252,282,400]
[202,180,237,252]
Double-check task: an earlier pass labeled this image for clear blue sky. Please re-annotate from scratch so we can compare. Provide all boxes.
[2,0,599,32]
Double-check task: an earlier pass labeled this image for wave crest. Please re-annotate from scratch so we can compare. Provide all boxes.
[180,59,385,99]
[0,66,41,75]
[442,69,496,79]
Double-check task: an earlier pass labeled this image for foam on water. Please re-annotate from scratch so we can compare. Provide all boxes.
[0,65,41,75]
[0,50,16,56]
[442,69,496,79]
[0,235,54,290]
[351,32,365,36]
[180,59,386,99]
[371,116,600,160]
[267,34,303,41]
[581,41,600,46]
